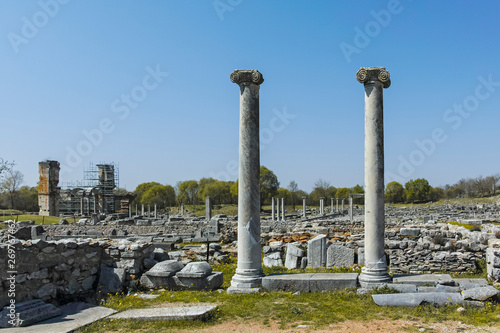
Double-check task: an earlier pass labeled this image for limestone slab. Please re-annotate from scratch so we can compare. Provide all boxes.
[0,302,116,333]
[110,305,217,321]
[392,274,453,286]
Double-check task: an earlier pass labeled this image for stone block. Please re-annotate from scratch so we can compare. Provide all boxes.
[392,274,453,286]
[326,245,354,268]
[264,252,283,267]
[176,262,212,278]
[262,273,358,292]
[98,266,126,294]
[308,273,358,292]
[372,292,464,307]
[0,299,61,328]
[461,286,499,301]
[284,243,304,270]
[307,235,326,268]
[358,247,365,266]
[400,228,420,237]
[173,272,223,291]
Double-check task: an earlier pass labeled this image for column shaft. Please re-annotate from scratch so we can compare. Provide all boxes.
[229,69,264,292]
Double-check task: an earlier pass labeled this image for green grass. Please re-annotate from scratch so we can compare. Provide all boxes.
[75,260,500,332]
[0,214,61,225]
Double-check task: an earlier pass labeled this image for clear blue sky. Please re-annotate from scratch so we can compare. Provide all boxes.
[1,1,499,193]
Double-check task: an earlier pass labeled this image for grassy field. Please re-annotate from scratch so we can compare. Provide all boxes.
[0,212,61,225]
[75,260,500,332]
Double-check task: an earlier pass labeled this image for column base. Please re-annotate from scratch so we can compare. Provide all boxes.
[359,267,392,287]
[228,268,264,293]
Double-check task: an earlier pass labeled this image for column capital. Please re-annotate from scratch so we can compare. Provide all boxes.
[356,67,391,88]
[230,69,264,85]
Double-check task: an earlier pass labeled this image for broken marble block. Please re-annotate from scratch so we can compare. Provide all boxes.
[139,260,184,289]
[0,299,62,328]
[173,262,223,291]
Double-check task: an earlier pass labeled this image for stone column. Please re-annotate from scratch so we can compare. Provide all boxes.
[141,204,144,216]
[320,197,325,215]
[302,197,306,219]
[271,197,275,221]
[281,198,285,222]
[336,198,339,213]
[276,197,280,221]
[228,69,264,293]
[331,198,334,213]
[135,204,138,216]
[181,203,185,215]
[154,204,157,219]
[349,196,353,222]
[205,196,212,221]
[356,66,392,285]
[129,204,131,218]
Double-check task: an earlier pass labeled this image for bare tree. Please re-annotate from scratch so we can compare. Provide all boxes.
[1,170,24,209]
[287,180,299,209]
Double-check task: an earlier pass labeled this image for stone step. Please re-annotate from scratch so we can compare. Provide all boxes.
[262,273,358,292]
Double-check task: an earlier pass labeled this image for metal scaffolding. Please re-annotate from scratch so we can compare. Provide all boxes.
[58,162,119,215]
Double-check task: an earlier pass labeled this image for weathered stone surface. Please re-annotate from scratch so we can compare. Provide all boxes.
[146,260,185,277]
[174,272,223,291]
[392,274,453,286]
[0,299,62,328]
[263,252,283,267]
[461,286,499,301]
[326,245,355,268]
[262,273,358,292]
[284,243,304,270]
[110,305,217,321]
[176,262,212,278]
[400,228,420,237]
[37,283,57,299]
[307,235,326,268]
[373,292,464,307]
[98,266,125,294]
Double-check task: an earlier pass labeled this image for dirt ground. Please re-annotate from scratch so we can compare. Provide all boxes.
[172,319,500,333]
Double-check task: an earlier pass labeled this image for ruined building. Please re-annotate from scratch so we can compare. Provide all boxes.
[38,160,61,216]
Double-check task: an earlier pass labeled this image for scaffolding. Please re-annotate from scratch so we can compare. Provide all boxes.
[58,162,119,215]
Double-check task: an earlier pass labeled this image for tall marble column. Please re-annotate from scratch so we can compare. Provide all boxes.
[336,198,339,213]
[349,196,353,222]
[320,197,325,215]
[154,204,157,219]
[271,197,275,221]
[356,67,392,285]
[141,204,144,216]
[331,198,334,213]
[302,197,306,219]
[228,69,264,293]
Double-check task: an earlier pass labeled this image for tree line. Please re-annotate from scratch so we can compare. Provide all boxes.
[0,158,498,212]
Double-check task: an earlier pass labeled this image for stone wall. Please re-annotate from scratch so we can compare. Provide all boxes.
[0,238,154,309]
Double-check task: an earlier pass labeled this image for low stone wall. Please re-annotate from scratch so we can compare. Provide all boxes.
[0,239,154,309]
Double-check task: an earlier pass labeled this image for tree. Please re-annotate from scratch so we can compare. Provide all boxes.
[351,184,364,204]
[133,182,162,206]
[229,166,279,206]
[287,180,299,209]
[310,179,331,203]
[202,180,233,205]
[0,158,13,180]
[428,186,445,202]
[16,186,38,211]
[335,187,351,201]
[405,178,431,203]
[1,169,24,209]
[385,181,405,203]
[142,184,176,209]
[177,180,199,205]
[260,166,279,206]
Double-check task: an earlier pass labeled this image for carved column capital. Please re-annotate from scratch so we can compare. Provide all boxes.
[356,67,391,88]
[230,69,264,85]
